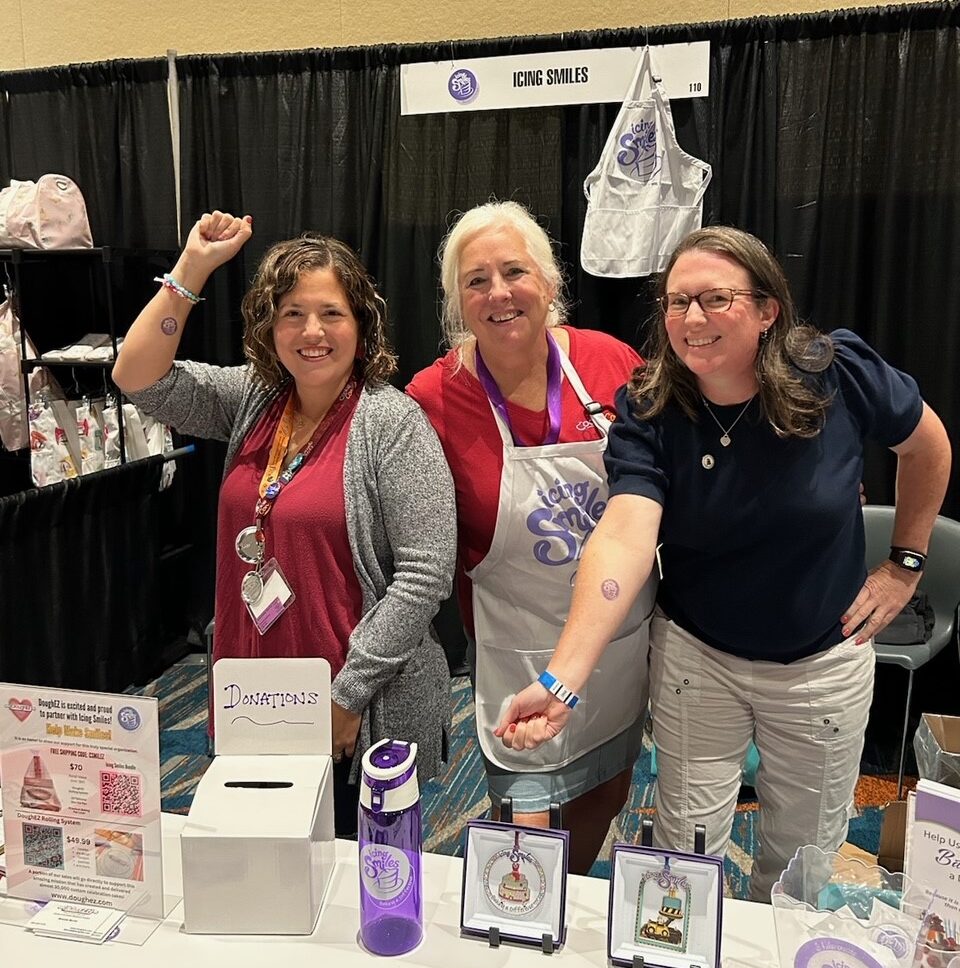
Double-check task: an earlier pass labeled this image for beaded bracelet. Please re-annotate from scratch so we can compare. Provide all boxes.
[154,273,204,304]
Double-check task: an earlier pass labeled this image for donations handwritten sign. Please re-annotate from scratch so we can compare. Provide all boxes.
[213,658,332,757]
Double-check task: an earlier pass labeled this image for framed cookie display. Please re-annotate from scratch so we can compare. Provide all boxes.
[460,819,569,948]
[608,844,723,968]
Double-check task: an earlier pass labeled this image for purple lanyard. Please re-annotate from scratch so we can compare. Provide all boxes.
[475,331,563,446]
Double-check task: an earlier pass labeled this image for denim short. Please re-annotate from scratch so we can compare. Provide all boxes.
[467,635,646,812]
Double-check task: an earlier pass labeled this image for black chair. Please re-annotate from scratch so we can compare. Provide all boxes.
[863,505,960,797]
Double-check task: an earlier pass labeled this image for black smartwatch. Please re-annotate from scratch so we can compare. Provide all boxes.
[889,547,926,572]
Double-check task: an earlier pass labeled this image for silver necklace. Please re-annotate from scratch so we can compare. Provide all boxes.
[701,395,754,447]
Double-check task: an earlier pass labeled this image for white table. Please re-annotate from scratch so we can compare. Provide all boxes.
[0,814,780,966]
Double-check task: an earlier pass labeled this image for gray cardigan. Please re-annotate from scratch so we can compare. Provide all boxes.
[128,361,456,780]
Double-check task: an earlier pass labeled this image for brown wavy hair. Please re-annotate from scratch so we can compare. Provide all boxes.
[241,234,397,387]
[628,226,834,439]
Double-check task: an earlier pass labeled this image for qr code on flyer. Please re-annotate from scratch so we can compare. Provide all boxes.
[23,822,64,869]
[99,769,143,817]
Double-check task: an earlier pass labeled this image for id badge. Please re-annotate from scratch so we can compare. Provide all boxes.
[243,557,295,634]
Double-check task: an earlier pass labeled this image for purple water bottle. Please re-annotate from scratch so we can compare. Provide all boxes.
[358,739,423,955]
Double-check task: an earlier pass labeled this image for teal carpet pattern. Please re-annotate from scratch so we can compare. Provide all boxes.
[134,658,888,899]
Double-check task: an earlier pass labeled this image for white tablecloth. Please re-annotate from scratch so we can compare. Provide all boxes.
[0,813,780,966]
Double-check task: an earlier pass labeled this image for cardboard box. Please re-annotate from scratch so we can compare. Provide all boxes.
[180,658,336,935]
[876,799,907,874]
[181,754,334,934]
[913,713,960,788]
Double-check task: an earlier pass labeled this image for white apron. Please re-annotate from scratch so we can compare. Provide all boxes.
[580,46,712,278]
[470,341,656,772]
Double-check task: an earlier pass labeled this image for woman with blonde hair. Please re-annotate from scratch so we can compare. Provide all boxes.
[408,200,655,872]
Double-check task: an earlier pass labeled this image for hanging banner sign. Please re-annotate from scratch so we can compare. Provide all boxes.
[400,42,709,116]
[0,683,163,920]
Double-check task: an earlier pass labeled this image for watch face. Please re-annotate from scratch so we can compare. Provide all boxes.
[902,553,922,569]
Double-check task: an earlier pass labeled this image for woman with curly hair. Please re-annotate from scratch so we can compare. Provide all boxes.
[114,211,456,834]
[496,225,951,900]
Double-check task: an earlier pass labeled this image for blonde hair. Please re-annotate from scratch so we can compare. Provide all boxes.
[438,200,568,350]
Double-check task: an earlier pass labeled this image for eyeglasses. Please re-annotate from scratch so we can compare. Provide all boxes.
[659,288,765,317]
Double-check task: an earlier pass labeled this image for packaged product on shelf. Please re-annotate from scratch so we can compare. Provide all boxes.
[121,403,150,461]
[76,398,105,474]
[0,175,94,249]
[0,290,59,451]
[101,399,121,468]
[28,398,77,486]
[141,412,176,489]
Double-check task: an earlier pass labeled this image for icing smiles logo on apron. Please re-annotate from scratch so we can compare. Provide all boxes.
[581,46,712,279]
[470,334,656,772]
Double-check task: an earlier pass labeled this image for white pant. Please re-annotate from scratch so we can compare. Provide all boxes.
[649,610,875,902]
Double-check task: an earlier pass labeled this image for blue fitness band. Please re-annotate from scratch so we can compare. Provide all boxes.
[537,670,580,709]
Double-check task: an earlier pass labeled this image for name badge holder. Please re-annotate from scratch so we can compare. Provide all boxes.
[234,378,356,635]
[460,817,569,952]
[607,843,723,968]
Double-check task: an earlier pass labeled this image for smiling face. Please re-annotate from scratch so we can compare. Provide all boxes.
[664,249,780,401]
[271,267,359,399]
[458,225,555,354]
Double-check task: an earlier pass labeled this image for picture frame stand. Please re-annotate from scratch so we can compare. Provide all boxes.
[487,925,500,948]
[497,798,563,830]
[693,823,706,856]
[541,931,555,954]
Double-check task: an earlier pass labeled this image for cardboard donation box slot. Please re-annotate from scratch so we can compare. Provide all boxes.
[914,713,960,788]
[180,658,336,935]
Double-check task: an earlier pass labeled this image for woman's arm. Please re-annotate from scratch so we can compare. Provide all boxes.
[495,492,662,751]
[112,211,251,393]
[331,402,457,715]
[842,402,952,642]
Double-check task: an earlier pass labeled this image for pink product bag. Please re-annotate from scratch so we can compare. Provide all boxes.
[0,175,93,249]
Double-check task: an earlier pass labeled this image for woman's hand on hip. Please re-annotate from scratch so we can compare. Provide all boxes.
[494,682,570,750]
[842,560,922,645]
[331,701,362,760]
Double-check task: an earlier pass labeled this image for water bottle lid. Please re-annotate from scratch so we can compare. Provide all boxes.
[360,739,419,814]
[366,740,416,777]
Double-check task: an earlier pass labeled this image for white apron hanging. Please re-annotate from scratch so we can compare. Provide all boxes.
[470,337,656,772]
[581,47,712,278]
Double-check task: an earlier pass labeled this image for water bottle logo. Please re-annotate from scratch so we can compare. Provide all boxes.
[361,844,413,907]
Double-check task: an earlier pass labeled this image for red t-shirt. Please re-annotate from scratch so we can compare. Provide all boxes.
[214,386,364,672]
[406,326,642,636]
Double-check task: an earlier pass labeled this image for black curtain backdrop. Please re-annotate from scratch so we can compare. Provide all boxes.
[0,59,177,248]
[0,458,166,691]
[175,4,958,522]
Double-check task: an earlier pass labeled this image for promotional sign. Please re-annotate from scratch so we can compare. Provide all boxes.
[400,42,709,115]
[0,683,163,920]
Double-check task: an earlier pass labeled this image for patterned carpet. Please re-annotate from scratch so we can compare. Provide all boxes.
[134,657,901,899]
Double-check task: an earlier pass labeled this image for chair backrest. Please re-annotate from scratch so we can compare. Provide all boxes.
[862,505,960,648]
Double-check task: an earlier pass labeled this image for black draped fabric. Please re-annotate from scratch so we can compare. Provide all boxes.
[0,59,176,248]
[0,458,166,691]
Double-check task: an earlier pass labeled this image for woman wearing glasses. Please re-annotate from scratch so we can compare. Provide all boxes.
[496,225,951,901]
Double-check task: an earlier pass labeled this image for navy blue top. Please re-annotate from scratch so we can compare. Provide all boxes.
[605,330,923,662]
